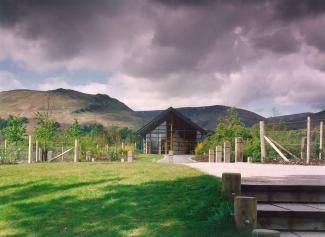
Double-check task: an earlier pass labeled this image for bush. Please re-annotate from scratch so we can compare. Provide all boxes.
[107,146,119,161]
[195,142,207,156]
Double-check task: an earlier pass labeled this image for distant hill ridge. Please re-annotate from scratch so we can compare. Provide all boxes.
[0,88,324,131]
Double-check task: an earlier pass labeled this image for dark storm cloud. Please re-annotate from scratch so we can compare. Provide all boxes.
[253,29,300,54]
[0,0,325,111]
[274,0,325,21]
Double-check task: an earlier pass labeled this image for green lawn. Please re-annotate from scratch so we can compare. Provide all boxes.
[0,155,247,237]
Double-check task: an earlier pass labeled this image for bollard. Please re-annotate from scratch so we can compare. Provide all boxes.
[91,158,95,162]
[121,157,125,163]
[222,173,241,199]
[127,150,133,162]
[235,137,243,162]
[252,229,280,237]
[168,150,174,163]
[208,149,215,162]
[224,141,231,163]
[235,196,257,230]
[247,156,252,163]
[216,145,222,162]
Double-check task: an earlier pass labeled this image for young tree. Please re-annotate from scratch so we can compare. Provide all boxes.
[34,111,57,150]
[66,119,82,140]
[3,115,26,145]
[2,115,27,161]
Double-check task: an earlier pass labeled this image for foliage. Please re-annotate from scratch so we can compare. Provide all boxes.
[2,115,26,144]
[34,112,57,148]
[195,107,261,161]
[65,119,82,142]
[195,142,206,156]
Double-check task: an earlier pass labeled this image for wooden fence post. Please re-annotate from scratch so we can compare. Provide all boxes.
[224,141,231,163]
[35,140,39,162]
[216,145,222,162]
[128,150,133,162]
[235,137,243,162]
[168,150,174,163]
[74,139,78,163]
[208,149,215,162]
[307,116,311,164]
[260,121,266,162]
[28,135,32,164]
[38,148,42,162]
[4,139,7,159]
[47,151,53,161]
[320,121,323,160]
[234,196,257,230]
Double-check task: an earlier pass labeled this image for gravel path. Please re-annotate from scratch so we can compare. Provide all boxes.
[157,155,196,164]
[185,162,325,185]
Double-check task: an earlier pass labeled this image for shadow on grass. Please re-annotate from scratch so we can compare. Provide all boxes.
[1,175,248,237]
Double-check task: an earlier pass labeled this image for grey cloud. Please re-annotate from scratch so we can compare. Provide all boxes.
[253,29,300,54]
[1,0,325,111]
[274,0,325,21]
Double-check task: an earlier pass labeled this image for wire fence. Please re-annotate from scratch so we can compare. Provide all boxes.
[264,117,324,161]
[0,135,138,164]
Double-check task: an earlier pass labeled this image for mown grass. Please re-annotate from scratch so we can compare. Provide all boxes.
[0,155,247,237]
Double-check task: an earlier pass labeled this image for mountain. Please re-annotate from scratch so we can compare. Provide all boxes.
[136,105,265,131]
[0,89,142,131]
[0,88,266,131]
[266,110,325,129]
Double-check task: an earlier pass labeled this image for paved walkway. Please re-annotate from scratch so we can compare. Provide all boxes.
[185,162,325,185]
[281,232,325,236]
[157,155,196,164]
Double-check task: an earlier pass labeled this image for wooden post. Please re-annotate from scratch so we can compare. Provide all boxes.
[252,229,280,237]
[234,196,257,230]
[307,116,311,164]
[61,146,64,161]
[86,151,91,161]
[168,150,173,163]
[301,137,307,159]
[158,136,161,155]
[38,148,42,162]
[208,149,215,162]
[4,139,7,159]
[222,173,241,199]
[235,137,243,162]
[35,140,39,162]
[127,150,133,162]
[216,145,222,162]
[74,139,78,163]
[47,151,53,161]
[170,119,173,152]
[223,141,231,163]
[28,135,32,164]
[320,121,323,160]
[260,121,266,162]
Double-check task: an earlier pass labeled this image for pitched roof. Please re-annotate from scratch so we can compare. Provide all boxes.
[136,107,206,135]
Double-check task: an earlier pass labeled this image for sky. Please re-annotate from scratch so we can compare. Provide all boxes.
[0,0,325,116]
